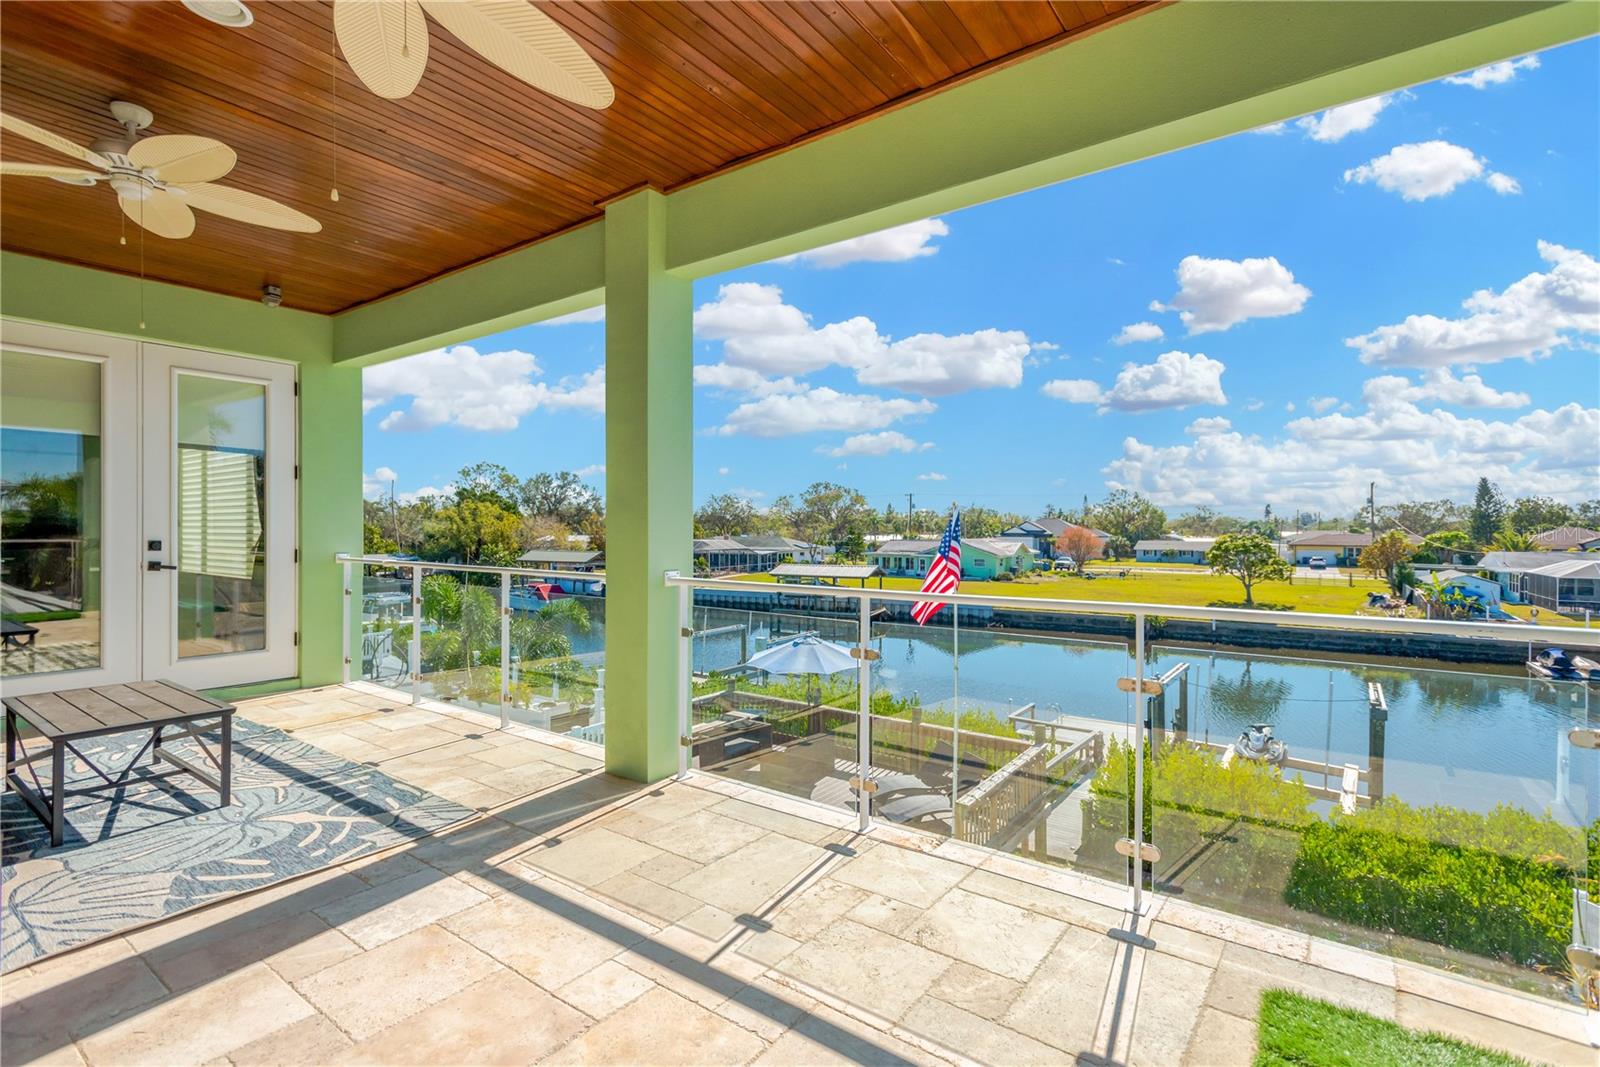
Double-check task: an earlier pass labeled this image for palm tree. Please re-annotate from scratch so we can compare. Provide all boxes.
[1490,527,1536,552]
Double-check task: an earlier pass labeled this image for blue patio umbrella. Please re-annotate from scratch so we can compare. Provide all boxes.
[743,634,857,676]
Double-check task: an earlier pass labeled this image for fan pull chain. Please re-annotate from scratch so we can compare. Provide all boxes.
[329,12,341,202]
[119,210,127,246]
[138,199,147,331]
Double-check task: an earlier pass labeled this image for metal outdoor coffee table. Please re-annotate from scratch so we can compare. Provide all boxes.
[3,680,234,847]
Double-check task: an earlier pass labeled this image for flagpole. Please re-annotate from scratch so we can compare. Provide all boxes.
[951,601,961,824]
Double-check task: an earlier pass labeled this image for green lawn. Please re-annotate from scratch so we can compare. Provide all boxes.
[1498,603,1588,629]
[1084,559,1208,571]
[1255,989,1525,1066]
[734,569,1391,616]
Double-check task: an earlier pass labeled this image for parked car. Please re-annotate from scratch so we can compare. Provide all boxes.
[1307,556,1327,570]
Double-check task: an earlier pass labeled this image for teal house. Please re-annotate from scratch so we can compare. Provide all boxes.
[869,538,1038,580]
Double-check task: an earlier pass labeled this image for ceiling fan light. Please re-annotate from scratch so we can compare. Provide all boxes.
[182,0,254,29]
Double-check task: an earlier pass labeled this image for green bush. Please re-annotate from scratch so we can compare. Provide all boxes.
[1285,799,1586,968]
[1091,738,1316,832]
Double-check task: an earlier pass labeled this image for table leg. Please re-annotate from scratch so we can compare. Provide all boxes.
[152,725,163,765]
[4,709,15,793]
[50,741,64,848]
[220,714,232,807]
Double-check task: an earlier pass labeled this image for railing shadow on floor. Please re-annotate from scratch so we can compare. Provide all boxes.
[3,770,962,1065]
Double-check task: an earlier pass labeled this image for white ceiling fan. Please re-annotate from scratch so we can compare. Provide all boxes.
[332,0,613,106]
[0,101,321,239]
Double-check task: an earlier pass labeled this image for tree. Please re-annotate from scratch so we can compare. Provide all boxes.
[1170,507,1244,537]
[1086,491,1167,555]
[1419,529,1475,563]
[363,521,398,555]
[1359,530,1416,587]
[453,462,522,513]
[1490,527,1536,551]
[518,471,602,528]
[1468,478,1506,546]
[1378,498,1464,537]
[786,482,873,545]
[694,493,760,538]
[1055,525,1105,566]
[1575,499,1600,528]
[836,527,867,561]
[424,499,522,564]
[519,514,573,550]
[958,506,1025,539]
[1505,496,1577,536]
[1208,533,1291,606]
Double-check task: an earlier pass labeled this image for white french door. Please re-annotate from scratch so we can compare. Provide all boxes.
[0,321,297,696]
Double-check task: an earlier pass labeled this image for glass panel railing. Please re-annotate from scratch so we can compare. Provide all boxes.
[505,585,605,743]
[354,559,415,694]
[1149,628,1598,1003]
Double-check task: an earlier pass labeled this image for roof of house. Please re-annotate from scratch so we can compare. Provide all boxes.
[1528,557,1600,580]
[1288,532,1375,547]
[732,534,800,550]
[967,538,1031,557]
[693,537,762,553]
[1135,538,1214,552]
[870,539,938,554]
[1531,526,1600,549]
[770,563,883,580]
[869,538,1031,557]
[517,549,604,565]
[1477,551,1566,572]
[1434,569,1493,583]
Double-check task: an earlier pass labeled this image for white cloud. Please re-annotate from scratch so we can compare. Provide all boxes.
[574,464,606,478]
[1043,351,1227,413]
[1285,401,1296,413]
[717,466,730,476]
[1296,95,1390,142]
[1345,241,1600,367]
[399,485,453,503]
[1112,321,1165,346]
[693,363,804,397]
[363,346,605,432]
[1104,399,1599,512]
[1361,368,1529,409]
[693,283,1031,396]
[1486,171,1522,195]
[362,467,398,498]
[714,387,935,438]
[1445,55,1539,89]
[1243,399,1265,412]
[1342,141,1512,201]
[1185,417,1232,435]
[1151,255,1310,334]
[1251,122,1288,136]
[822,431,928,457]
[1308,396,1340,414]
[917,472,947,482]
[538,305,605,326]
[533,367,606,414]
[776,218,949,268]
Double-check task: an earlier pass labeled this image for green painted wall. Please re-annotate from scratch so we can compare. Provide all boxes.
[601,191,692,782]
[2,252,357,688]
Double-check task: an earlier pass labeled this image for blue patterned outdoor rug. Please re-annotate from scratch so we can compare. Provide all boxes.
[1,716,475,969]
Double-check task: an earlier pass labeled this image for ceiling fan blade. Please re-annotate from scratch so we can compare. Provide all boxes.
[128,135,237,183]
[178,182,322,233]
[0,112,110,169]
[419,0,613,109]
[0,161,101,181]
[119,190,196,240]
[335,0,429,100]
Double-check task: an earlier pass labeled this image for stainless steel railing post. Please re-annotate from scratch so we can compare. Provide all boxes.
[410,564,422,706]
[341,560,352,685]
[499,572,511,730]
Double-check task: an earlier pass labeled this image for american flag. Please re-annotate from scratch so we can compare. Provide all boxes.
[911,511,962,625]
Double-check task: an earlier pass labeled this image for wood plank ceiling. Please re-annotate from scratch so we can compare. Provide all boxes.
[0,1,1152,313]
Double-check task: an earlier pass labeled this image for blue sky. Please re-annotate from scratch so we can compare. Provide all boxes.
[364,40,1599,521]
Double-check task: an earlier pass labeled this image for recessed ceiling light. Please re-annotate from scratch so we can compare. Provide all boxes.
[181,0,253,29]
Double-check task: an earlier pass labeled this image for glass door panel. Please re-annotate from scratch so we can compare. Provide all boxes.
[0,323,139,694]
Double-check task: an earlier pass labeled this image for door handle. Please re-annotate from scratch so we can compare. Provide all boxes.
[147,561,179,572]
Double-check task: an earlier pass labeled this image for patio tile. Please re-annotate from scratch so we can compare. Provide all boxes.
[554,958,659,1020]
[441,888,647,991]
[592,870,705,924]
[543,986,767,1065]
[846,892,923,936]
[404,815,533,874]
[473,740,566,768]
[1127,950,1212,1067]
[631,849,705,887]
[122,869,366,955]
[1182,1006,1256,1066]
[712,796,855,844]
[339,969,587,1065]
[901,996,1065,1065]
[1205,944,1394,1021]
[78,962,314,1065]
[736,927,804,968]
[830,843,968,909]
[145,909,361,990]
[958,866,1125,932]
[1002,923,1119,1052]
[227,1015,354,1066]
[676,903,740,941]
[523,826,667,887]
[637,809,772,864]
[926,961,1024,1022]
[901,886,1067,981]
[673,832,827,914]
[715,977,815,1043]
[1395,993,1596,1066]
[0,942,168,1064]
[768,877,871,939]
[345,850,433,887]
[312,868,489,949]
[752,1003,943,1066]
[1148,920,1226,969]
[611,922,765,1010]
[1159,898,1312,961]
[1308,938,1397,987]
[468,760,581,797]
[777,919,952,1022]
[292,924,501,1040]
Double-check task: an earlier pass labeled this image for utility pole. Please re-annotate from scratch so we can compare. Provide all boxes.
[905,493,914,538]
[390,479,400,551]
[1368,481,1377,539]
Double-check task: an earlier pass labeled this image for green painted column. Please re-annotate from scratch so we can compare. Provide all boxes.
[603,190,693,782]
[298,356,364,687]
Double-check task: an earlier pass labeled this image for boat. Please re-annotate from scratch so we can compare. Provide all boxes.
[1527,648,1597,683]
[1230,723,1287,766]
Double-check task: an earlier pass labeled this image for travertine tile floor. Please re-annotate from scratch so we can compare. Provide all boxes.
[3,684,1595,1066]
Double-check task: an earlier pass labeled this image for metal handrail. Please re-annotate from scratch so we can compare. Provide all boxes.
[336,552,604,584]
[664,572,1599,647]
